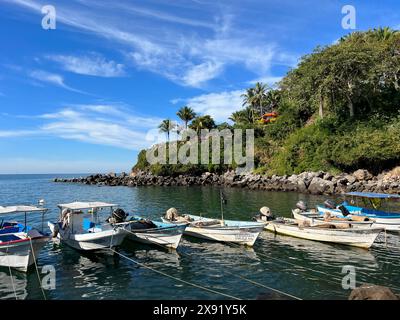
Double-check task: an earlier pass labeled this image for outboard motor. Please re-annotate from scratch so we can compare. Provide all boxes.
[296,201,307,212]
[324,200,336,209]
[338,205,351,217]
[259,206,274,221]
[107,208,128,224]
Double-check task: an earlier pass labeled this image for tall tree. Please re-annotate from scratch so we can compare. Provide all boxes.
[189,115,216,134]
[158,119,176,142]
[251,82,268,116]
[177,106,196,129]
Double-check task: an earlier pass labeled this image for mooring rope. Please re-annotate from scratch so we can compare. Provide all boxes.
[6,247,18,300]
[28,237,47,300]
[108,247,242,300]
[117,224,303,300]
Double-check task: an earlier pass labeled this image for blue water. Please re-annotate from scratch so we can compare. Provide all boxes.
[0,174,399,300]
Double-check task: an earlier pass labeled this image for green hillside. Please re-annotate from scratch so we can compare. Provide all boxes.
[134,28,400,176]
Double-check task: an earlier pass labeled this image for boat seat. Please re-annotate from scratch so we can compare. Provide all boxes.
[0,227,20,234]
[82,218,96,231]
[0,234,21,243]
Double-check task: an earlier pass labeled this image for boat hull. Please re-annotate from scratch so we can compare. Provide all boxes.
[48,222,126,251]
[183,226,262,246]
[126,227,184,249]
[162,216,264,246]
[264,220,382,249]
[0,236,49,272]
[317,206,400,232]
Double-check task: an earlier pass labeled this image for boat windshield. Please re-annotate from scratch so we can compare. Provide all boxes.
[344,192,400,213]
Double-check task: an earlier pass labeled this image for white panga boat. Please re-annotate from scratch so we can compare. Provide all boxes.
[161,208,264,247]
[262,218,383,249]
[119,214,187,249]
[0,205,50,272]
[48,202,127,251]
[292,209,375,229]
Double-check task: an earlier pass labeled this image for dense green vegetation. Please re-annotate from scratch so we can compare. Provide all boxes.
[134,28,400,176]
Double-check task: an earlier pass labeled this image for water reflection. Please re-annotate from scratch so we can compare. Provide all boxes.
[0,270,28,300]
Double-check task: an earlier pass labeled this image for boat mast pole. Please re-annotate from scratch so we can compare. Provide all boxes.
[220,190,224,225]
[24,211,27,232]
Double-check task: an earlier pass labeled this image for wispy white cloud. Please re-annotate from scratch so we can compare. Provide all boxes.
[46,54,125,77]
[7,0,295,88]
[28,70,86,94]
[247,75,283,87]
[0,104,163,151]
[184,90,244,122]
[0,130,38,138]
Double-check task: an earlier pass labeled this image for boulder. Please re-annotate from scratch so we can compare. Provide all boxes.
[348,284,399,300]
[308,177,335,195]
[352,169,373,181]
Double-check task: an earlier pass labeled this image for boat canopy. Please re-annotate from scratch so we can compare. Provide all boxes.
[58,202,117,211]
[346,192,400,199]
[0,205,48,215]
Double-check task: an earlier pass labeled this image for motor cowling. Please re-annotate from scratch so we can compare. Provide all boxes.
[107,208,128,224]
[324,200,336,209]
[296,201,307,211]
[259,206,274,221]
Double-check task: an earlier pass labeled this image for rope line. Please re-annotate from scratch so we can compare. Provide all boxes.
[109,248,242,300]
[6,247,18,300]
[28,237,47,300]
[118,225,303,300]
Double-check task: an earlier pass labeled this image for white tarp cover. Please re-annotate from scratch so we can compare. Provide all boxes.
[57,202,117,210]
[0,205,47,215]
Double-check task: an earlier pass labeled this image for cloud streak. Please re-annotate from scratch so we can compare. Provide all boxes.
[7,0,296,88]
[46,54,126,77]
[29,70,87,94]
[0,104,163,151]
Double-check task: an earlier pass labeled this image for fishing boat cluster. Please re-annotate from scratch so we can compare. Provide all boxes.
[0,191,399,273]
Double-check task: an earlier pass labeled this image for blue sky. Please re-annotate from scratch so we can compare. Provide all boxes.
[0,0,399,174]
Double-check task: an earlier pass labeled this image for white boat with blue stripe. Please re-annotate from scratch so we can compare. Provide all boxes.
[48,202,127,251]
[317,192,400,232]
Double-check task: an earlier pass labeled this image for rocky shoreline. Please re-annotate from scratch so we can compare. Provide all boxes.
[53,168,400,195]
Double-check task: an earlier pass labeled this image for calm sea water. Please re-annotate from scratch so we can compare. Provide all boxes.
[0,174,399,300]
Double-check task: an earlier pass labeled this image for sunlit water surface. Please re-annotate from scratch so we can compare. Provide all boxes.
[0,174,399,300]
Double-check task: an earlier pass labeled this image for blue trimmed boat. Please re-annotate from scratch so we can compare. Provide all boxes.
[317,192,400,232]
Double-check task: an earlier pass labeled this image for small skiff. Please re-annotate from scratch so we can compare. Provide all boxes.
[262,218,383,249]
[162,214,264,246]
[0,205,50,272]
[121,217,187,249]
[292,209,375,229]
[48,202,127,251]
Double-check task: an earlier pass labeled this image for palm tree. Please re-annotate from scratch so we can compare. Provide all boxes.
[189,115,216,134]
[158,119,176,142]
[251,82,268,116]
[229,107,254,124]
[176,106,196,129]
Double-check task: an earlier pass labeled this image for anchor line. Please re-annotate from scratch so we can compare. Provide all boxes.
[115,225,303,300]
[6,247,18,300]
[228,241,400,293]
[29,237,47,300]
[108,247,242,300]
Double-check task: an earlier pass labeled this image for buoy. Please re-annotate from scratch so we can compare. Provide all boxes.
[38,199,45,206]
